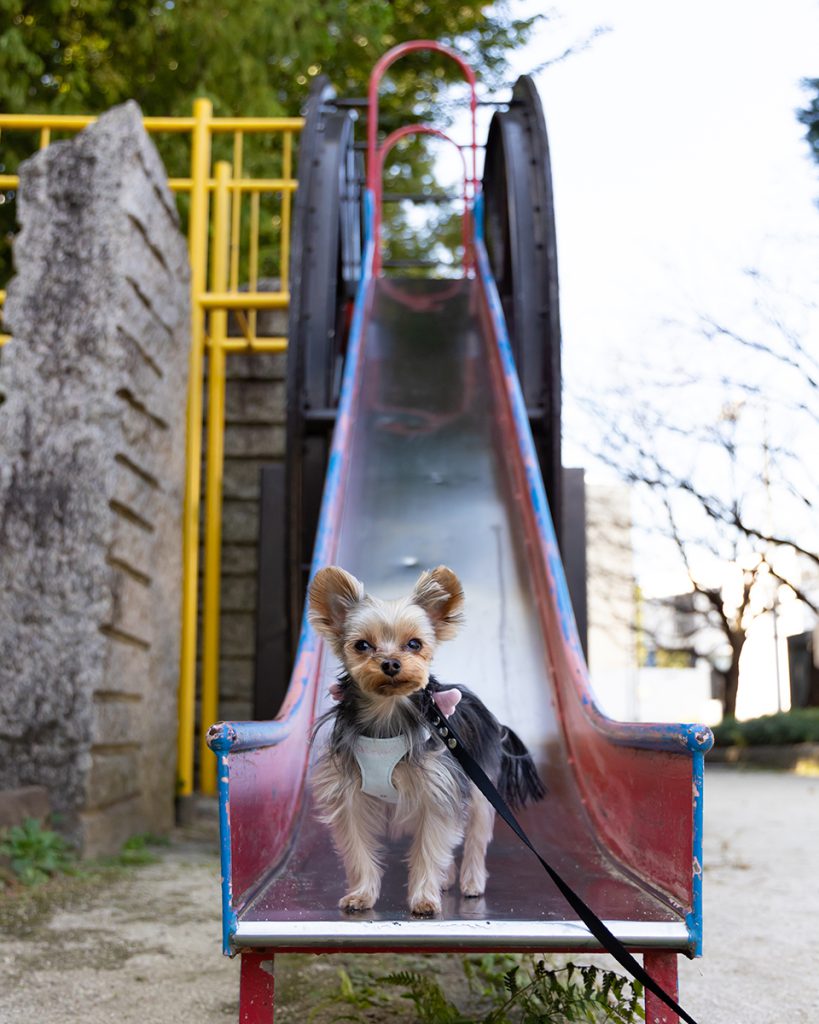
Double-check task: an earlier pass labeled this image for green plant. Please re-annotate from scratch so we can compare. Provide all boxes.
[0,817,74,886]
[486,959,644,1023]
[330,953,644,1023]
[712,708,819,747]
[108,833,170,867]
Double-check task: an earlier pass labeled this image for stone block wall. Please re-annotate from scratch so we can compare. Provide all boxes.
[0,102,190,855]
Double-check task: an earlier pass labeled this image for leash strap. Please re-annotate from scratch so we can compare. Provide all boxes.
[425,702,700,1024]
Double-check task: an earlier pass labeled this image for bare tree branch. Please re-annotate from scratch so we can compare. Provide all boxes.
[699,315,819,391]
[764,562,819,616]
[526,25,612,74]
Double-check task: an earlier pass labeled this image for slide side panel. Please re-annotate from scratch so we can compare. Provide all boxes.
[475,235,709,916]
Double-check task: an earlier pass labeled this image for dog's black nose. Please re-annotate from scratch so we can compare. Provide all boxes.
[381,659,401,677]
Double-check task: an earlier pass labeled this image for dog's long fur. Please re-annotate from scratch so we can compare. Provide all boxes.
[309,565,545,916]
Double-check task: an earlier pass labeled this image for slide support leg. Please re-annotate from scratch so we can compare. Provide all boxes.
[239,951,275,1023]
[643,950,679,1024]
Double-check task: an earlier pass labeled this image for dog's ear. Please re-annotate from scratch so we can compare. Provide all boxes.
[308,566,365,644]
[411,566,464,641]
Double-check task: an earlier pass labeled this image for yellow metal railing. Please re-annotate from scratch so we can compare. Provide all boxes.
[0,102,303,796]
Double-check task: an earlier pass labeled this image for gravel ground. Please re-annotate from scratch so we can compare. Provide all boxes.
[679,766,819,1023]
[1,766,816,1023]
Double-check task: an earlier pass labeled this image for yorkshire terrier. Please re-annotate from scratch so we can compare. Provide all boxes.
[308,565,545,917]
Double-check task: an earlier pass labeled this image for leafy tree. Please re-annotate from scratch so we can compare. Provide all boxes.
[0,0,544,280]
[0,0,538,117]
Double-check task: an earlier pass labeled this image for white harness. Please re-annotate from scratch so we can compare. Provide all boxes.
[354,729,431,803]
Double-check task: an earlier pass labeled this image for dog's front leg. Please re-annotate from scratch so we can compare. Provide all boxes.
[314,758,387,911]
[407,808,463,915]
[405,769,464,916]
[333,788,387,912]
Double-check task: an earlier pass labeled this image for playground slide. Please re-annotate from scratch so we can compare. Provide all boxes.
[208,196,712,959]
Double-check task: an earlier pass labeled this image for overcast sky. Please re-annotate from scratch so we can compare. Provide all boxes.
[431,4,818,596]
[509,0,819,464]
[466,0,819,605]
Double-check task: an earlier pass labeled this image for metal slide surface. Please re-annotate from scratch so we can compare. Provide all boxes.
[229,277,694,951]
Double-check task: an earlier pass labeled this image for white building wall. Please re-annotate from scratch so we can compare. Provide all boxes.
[583,483,818,725]
[585,483,640,720]
[637,665,722,726]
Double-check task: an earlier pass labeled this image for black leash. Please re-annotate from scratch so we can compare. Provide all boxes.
[423,695,700,1024]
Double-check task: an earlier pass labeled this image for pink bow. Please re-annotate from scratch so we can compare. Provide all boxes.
[432,688,461,718]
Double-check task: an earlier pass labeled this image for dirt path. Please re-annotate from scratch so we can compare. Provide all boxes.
[679,766,819,1023]
[1,767,816,1023]
[0,815,239,1023]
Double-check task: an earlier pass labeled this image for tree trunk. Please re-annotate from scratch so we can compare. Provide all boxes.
[723,640,743,718]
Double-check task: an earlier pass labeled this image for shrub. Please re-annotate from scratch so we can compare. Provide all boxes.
[712,708,819,747]
[0,818,74,886]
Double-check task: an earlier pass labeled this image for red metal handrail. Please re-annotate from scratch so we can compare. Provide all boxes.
[377,124,473,274]
[366,40,479,275]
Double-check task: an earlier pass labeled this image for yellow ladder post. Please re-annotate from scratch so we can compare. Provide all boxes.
[281,131,293,294]
[177,98,213,799]
[199,160,232,795]
[229,132,244,293]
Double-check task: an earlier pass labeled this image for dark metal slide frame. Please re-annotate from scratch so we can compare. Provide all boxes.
[254,79,361,715]
[483,75,563,544]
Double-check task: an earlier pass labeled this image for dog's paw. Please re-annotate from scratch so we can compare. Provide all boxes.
[339,892,375,913]
[460,884,485,898]
[441,861,457,891]
[460,865,487,898]
[410,897,441,917]
[459,870,487,898]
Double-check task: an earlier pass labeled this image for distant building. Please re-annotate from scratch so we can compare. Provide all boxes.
[735,553,819,719]
[584,482,640,721]
[583,482,721,725]
[568,476,818,724]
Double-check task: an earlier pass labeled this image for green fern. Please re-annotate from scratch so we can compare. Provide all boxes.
[367,956,645,1024]
[381,970,467,1024]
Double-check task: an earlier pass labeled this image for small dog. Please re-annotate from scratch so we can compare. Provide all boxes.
[308,565,544,917]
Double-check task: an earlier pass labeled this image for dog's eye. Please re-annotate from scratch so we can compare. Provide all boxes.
[353,639,371,652]
[406,638,423,652]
